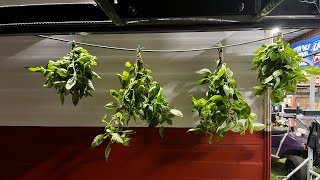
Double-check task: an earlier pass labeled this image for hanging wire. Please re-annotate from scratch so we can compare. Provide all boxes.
[37,29,304,53]
[298,0,320,12]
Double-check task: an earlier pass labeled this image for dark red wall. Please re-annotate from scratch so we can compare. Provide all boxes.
[0,127,268,180]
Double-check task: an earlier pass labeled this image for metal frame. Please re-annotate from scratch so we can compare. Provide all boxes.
[274,116,320,180]
[252,0,287,22]
[94,0,125,26]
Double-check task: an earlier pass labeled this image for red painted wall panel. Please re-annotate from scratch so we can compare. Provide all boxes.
[0,127,267,180]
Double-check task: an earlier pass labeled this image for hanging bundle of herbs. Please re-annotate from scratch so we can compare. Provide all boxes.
[91,47,183,160]
[27,45,100,106]
[189,49,263,143]
[253,38,320,103]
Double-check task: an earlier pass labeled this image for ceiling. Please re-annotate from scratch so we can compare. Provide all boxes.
[0,0,318,34]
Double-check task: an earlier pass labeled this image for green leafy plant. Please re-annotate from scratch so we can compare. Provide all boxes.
[253,38,320,103]
[27,46,100,106]
[91,48,183,160]
[189,60,263,143]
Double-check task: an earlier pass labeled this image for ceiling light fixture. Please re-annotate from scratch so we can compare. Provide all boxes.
[272,27,281,35]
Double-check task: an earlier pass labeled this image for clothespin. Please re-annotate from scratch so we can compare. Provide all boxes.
[68,32,76,50]
[136,45,144,69]
[216,41,224,68]
[274,32,283,42]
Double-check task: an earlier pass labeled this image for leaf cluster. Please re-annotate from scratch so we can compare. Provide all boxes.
[189,62,262,143]
[27,46,100,105]
[92,52,183,160]
[253,38,320,103]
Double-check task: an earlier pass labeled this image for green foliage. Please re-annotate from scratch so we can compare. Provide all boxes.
[252,38,320,103]
[27,46,100,106]
[189,62,263,143]
[92,48,183,160]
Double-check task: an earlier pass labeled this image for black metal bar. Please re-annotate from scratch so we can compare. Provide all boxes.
[125,16,253,25]
[255,0,262,14]
[0,19,318,35]
[0,2,97,8]
[94,0,125,26]
[252,0,286,22]
[303,51,320,58]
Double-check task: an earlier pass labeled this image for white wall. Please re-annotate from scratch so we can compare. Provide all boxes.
[0,31,265,127]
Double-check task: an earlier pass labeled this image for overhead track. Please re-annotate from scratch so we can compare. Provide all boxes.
[94,0,125,26]
[252,0,286,22]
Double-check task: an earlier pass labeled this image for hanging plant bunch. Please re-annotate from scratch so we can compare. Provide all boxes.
[91,47,183,160]
[189,49,263,143]
[27,45,100,106]
[252,37,320,103]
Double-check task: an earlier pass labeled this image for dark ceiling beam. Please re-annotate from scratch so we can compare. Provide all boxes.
[0,19,318,35]
[252,0,286,22]
[94,0,125,26]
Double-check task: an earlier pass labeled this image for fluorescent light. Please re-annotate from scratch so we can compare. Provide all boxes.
[272,27,280,35]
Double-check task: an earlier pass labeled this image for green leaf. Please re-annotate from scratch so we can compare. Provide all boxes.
[274,77,280,88]
[196,78,209,85]
[87,79,95,90]
[159,126,165,138]
[223,85,231,96]
[104,102,118,110]
[105,142,112,161]
[77,55,91,64]
[125,61,132,68]
[253,123,265,131]
[149,85,160,99]
[303,66,320,75]
[254,85,267,96]
[92,71,101,79]
[122,71,129,81]
[196,68,211,75]
[253,44,267,54]
[110,89,120,102]
[27,67,45,73]
[264,75,273,84]
[272,70,283,77]
[166,118,173,125]
[57,68,69,77]
[122,130,136,134]
[66,75,77,90]
[209,95,223,102]
[47,61,56,70]
[91,134,104,148]
[217,65,226,78]
[111,133,124,144]
[72,91,80,106]
[170,109,183,117]
[59,93,65,105]
[187,128,203,134]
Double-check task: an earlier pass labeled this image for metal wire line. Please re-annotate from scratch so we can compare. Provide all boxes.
[37,29,304,53]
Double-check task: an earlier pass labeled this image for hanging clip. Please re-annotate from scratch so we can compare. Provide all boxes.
[216,42,224,68]
[71,40,76,50]
[275,32,283,42]
[136,45,144,69]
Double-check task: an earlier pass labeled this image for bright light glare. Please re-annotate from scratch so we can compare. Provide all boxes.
[272,27,280,35]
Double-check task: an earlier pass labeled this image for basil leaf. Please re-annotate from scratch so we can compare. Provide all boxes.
[66,75,77,90]
[91,134,104,148]
[27,46,100,106]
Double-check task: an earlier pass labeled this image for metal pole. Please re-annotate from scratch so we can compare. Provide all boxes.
[308,147,314,180]
[283,158,310,180]
[264,30,272,180]
[311,74,316,110]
